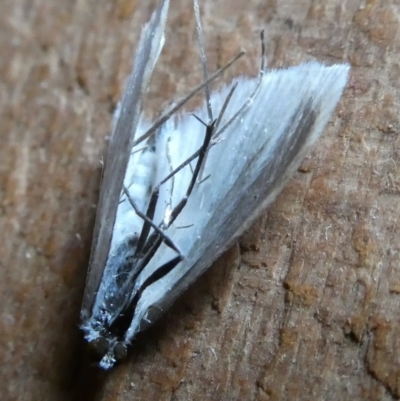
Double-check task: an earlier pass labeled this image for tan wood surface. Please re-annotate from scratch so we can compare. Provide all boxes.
[2,0,400,400]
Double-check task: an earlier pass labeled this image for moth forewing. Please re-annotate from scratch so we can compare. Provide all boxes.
[124,62,350,340]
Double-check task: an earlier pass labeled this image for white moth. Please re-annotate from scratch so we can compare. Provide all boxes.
[80,0,350,369]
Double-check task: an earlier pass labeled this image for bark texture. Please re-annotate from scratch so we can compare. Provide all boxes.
[1,0,400,400]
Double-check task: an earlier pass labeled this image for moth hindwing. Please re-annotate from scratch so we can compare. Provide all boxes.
[81,0,350,369]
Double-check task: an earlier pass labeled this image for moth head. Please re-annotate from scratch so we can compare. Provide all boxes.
[88,337,128,369]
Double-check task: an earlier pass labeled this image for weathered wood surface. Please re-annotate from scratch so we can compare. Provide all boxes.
[1,0,400,400]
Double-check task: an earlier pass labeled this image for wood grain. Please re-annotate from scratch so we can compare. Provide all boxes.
[1,0,400,400]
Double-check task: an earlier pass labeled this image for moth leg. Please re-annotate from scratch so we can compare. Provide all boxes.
[123,186,181,256]
[129,255,182,312]
[166,119,216,226]
[214,30,267,140]
[130,108,218,267]
[134,118,216,260]
[132,51,244,147]
[194,82,238,181]
[134,28,261,239]
[123,119,220,341]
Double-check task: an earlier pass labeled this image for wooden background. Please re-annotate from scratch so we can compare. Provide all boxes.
[2,0,400,400]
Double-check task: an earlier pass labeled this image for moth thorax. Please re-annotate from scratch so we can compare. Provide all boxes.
[88,337,128,366]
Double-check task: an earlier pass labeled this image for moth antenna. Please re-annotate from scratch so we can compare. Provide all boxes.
[193,0,213,122]
[133,50,245,147]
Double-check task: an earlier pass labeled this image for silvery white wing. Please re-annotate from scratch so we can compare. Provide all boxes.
[125,62,350,343]
[82,48,349,367]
